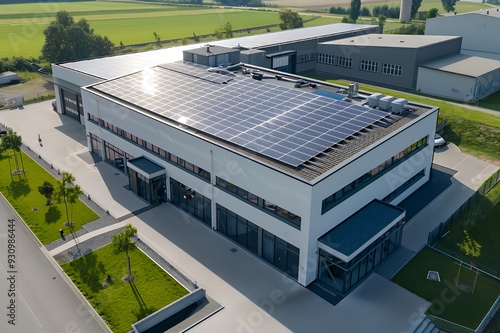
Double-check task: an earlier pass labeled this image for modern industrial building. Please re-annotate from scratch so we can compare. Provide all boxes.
[316,34,462,90]
[52,32,439,293]
[426,9,500,59]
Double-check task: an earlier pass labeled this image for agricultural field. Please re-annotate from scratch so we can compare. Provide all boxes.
[0,1,285,58]
[265,0,498,13]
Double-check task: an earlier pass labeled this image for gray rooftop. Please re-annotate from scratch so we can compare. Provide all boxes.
[321,33,461,48]
[128,156,165,177]
[419,53,500,77]
[57,23,377,81]
[318,200,405,260]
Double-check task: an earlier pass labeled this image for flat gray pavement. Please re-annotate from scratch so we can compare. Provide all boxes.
[0,101,148,219]
[402,144,498,251]
[0,195,109,333]
[125,203,428,333]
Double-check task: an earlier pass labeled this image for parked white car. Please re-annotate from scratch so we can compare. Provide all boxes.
[434,133,446,147]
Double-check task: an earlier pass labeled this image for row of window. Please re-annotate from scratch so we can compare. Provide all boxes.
[298,52,317,64]
[383,169,425,203]
[217,204,300,279]
[382,63,402,76]
[360,60,378,73]
[216,177,301,230]
[321,136,428,214]
[89,114,211,181]
[317,54,403,76]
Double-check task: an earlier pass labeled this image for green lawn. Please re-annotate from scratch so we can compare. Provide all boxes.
[436,181,500,276]
[392,246,500,329]
[61,243,189,333]
[0,150,99,244]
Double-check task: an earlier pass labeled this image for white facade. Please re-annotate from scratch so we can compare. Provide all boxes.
[79,61,437,288]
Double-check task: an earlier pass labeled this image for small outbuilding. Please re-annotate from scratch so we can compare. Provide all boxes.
[0,71,20,85]
[416,54,500,101]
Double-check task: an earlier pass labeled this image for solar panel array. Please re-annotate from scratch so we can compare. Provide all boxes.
[93,64,389,167]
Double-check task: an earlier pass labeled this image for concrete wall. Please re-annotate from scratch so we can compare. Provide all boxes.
[316,43,418,89]
[416,68,477,101]
[316,37,461,89]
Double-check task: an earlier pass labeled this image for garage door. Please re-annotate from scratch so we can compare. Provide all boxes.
[61,89,82,122]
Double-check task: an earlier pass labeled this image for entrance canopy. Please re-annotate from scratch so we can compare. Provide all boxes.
[127,156,165,179]
[318,200,405,262]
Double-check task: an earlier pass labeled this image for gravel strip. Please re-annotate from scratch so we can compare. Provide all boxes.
[53,227,126,264]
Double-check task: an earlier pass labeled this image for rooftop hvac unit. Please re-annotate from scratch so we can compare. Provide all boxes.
[391,98,408,114]
[348,82,359,98]
[379,96,395,111]
[368,93,384,108]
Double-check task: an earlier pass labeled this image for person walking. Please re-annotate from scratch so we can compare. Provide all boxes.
[38,133,42,147]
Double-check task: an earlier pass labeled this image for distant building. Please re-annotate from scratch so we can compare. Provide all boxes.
[426,9,500,59]
[316,34,462,90]
[417,54,500,101]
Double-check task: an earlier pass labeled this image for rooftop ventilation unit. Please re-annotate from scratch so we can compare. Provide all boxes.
[368,93,384,108]
[379,96,396,111]
[391,98,408,114]
[348,82,359,98]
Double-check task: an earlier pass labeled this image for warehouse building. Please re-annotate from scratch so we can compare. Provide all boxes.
[316,34,462,90]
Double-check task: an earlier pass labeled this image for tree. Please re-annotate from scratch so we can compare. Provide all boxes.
[0,129,25,179]
[378,14,387,27]
[54,171,83,226]
[456,230,481,294]
[360,7,371,17]
[42,11,114,63]
[153,32,161,48]
[411,0,423,19]
[38,181,55,205]
[342,16,356,23]
[112,224,138,282]
[441,0,458,13]
[349,0,361,21]
[427,7,439,18]
[221,22,233,38]
[279,9,303,30]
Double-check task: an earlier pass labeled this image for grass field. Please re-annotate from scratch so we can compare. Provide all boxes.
[61,243,189,333]
[392,246,500,329]
[0,1,284,58]
[0,149,99,244]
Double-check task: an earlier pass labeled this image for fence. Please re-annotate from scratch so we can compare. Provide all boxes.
[428,169,500,247]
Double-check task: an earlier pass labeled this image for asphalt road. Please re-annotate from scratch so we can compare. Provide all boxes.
[0,195,108,333]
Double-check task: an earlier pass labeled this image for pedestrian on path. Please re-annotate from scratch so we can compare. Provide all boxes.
[38,133,43,147]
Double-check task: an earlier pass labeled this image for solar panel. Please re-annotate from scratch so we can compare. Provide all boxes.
[92,63,389,168]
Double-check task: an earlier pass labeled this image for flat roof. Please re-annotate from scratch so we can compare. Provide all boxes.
[440,8,500,18]
[58,23,376,81]
[85,63,435,182]
[318,200,405,261]
[214,23,377,49]
[419,54,500,77]
[127,156,165,178]
[321,34,461,48]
